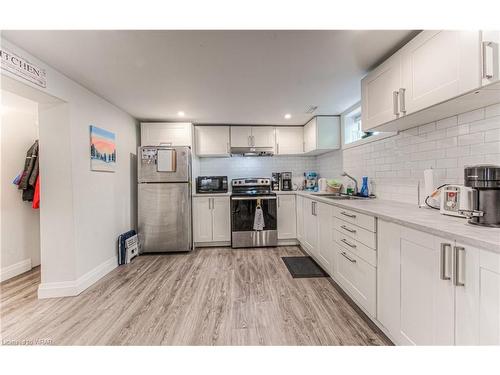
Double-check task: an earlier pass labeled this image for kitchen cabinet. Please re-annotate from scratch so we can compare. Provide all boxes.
[303,116,340,155]
[296,195,304,242]
[277,194,297,240]
[455,244,500,345]
[193,196,230,243]
[361,52,403,132]
[377,219,500,345]
[481,31,500,86]
[401,31,480,115]
[316,202,333,272]
[303,198,318,256]
[194,126,230,157]
[275,127,304,155]
[141,122,192,147]
[230,126,274,148]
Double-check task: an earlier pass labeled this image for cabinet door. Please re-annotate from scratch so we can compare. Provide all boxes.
[455,245,500,345]
[195,126,230,156]
[275,127,304,155]
[316,202,333,272]
[212,197,231,242]
[251,126,275,148]
[361,52,402,132]
[277,195,297,240]
[230,126,252,147]
[481,31,500,86]
[377,220,402,339]
[141,122,192,147]
[193,197,213,242]
[303,118,316,153]
[296,195,304,242]
[399,230,455,345]
[303,199,318,256]
[401,31,481,115]
[316,116,340,150]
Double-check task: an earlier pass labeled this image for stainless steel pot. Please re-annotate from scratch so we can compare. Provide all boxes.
[463,165,500,227]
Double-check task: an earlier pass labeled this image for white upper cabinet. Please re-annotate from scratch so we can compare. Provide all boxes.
[303,116,340,155]
[251,126,275,148]
[194,126,230,157]
[481,31,500,86]
[230,126,275,148]
[361,52,402,132]
[275,127,304,155]
[230,126,252,147]
[277,194,297,240]
[401,31,481,115]
[141,122,193,147]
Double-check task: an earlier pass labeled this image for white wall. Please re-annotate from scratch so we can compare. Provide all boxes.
[342,104,500,204]
[1,38,139,295]
[0,90,40,281]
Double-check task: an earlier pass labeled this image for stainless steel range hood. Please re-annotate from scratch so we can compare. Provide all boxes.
[230,147,274,157]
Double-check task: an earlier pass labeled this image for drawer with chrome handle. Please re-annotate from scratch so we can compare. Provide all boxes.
[334,217,376,249]
[334,229,376,266]
[335,246,377,318]
[333,207,376,232]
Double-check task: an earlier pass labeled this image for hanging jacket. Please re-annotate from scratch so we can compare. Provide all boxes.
[18,140,39,202]
[32,175,40,209]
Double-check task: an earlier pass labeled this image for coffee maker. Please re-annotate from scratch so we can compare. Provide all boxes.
[461,165,500,227]
[271,172,280,191]
[281,172,292,191]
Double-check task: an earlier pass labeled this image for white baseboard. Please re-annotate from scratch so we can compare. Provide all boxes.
[0,258,32,282]
[38,256,117,299]
[277,239,299,246]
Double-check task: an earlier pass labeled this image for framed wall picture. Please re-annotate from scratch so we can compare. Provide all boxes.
[90,125,116,172]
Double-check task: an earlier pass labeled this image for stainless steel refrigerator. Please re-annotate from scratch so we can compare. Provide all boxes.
[137,146,192,253]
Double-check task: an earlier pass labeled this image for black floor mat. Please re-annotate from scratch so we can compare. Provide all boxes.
[281,256,329,278]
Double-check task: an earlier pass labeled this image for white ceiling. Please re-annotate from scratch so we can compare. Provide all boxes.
[3,30,417,125]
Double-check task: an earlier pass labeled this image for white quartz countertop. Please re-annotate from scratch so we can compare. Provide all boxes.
[193,192,231,197]
[294,191,500,253]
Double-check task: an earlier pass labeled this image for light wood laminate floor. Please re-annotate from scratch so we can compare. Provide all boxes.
[1,246,391,345]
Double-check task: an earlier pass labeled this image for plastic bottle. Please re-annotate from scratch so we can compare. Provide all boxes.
[360,176,369,197]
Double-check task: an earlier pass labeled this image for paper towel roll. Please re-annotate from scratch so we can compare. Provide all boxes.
[424,169,434,197]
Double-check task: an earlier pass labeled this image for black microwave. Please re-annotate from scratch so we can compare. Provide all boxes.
[196,176,228,193]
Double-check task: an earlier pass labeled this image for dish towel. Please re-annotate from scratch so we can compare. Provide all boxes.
[253,206,265,231]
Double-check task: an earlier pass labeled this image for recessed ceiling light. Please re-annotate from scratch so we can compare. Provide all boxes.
[284,113,292,119]
[177,111,185,117]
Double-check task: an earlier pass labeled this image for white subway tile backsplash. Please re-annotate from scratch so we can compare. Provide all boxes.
[485,129,500,141]
[418,122,436,134]
[485,103,500,118]
[436,116,458,129]
[458,132,484,145]
[458,108,485,124]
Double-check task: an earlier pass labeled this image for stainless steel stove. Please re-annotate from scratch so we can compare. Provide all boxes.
[230,178,277,248]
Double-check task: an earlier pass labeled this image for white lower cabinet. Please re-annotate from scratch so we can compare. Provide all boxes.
[377,219,500,345]
[316,202,333,272]
[303,199,318,257]
[296,195,304,242]
[277,194,296,240]
[193,196,230,243]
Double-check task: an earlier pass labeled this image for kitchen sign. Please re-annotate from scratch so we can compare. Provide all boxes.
[0,48,47,88]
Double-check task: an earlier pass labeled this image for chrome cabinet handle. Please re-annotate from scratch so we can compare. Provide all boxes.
[341,251,357,263]
[482,41,494,79]
[340,225,356,233]
[399,88,406,115]
[393,90,399,116]
[303,141,305,153]
[277,196,280,208]
[453,246,465,287]
[226,142,230,154]
[340,211,356,218]
[276,143,279,154]
[341,238,357,248]
[440,243,452,280]
[251,135,255,146]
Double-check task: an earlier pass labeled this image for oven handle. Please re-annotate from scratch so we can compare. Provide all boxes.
[231,196,277,200]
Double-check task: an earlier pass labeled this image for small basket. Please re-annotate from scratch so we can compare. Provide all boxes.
[327,184,342,194]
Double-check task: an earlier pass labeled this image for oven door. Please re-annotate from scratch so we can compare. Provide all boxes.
[231,196,278,248]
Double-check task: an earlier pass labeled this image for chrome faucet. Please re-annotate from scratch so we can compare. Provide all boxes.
[342,172,358,195]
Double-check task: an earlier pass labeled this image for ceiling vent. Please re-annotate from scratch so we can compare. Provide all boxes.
[305,105,318,114]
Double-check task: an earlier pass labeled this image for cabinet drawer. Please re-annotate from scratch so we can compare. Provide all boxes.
[334,229,376,267]
[335,246,377,317]
[333,207,376,232]
[334,217,376,249]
